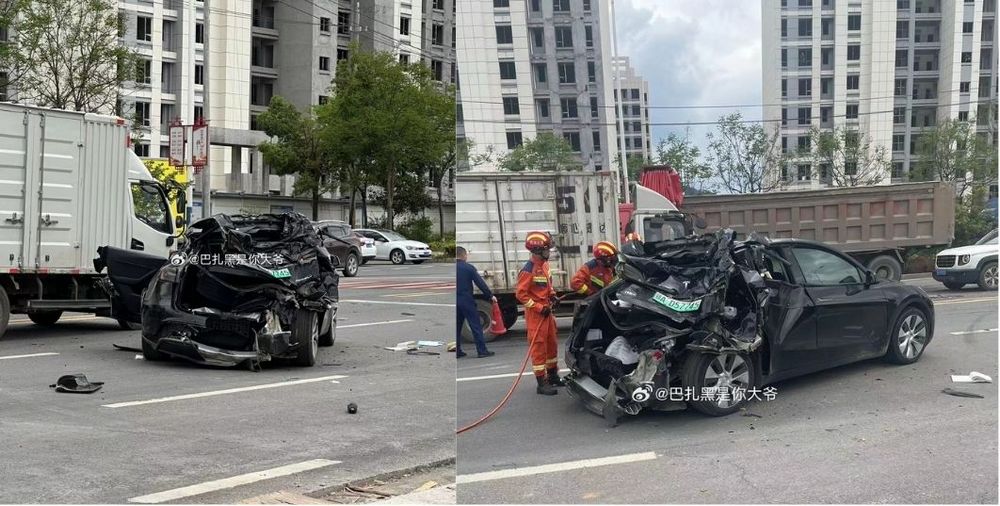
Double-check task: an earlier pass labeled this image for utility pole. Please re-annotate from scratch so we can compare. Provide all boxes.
[610,0,630,204]
[200,0,212,218]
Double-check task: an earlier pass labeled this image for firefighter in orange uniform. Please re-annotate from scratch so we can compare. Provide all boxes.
[570,241,619,297]
[516,231,562,395]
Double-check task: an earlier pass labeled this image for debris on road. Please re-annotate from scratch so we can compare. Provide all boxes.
[348,402,358,414]
[950,371,992,383]
[385,340,443,352]
[239,491,331,504]
[112,344,142,352]
[49,374,104,394]
[942,388,985,398]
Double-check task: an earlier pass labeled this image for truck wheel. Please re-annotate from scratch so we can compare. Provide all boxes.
[682,351,756,417]
[977,261,998,290]
[943,281,965,290]
[0,287,9,339]
[141,336,166,361]
[461,299,499,343]
[28,310,62,326]
[293,309,319,367]
[868,255,902,282]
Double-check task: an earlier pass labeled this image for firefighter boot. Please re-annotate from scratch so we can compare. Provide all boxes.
[547,368,565,387]
[536,376,557,396]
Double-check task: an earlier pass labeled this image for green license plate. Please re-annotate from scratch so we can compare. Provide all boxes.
[270,268,291,279]
[651,292,701,312]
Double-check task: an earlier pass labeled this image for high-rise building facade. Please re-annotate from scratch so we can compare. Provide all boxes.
[456,0,617,172]
[612,56,652,162]
[762,0,998,189]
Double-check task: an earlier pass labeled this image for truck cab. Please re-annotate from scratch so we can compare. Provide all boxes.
[127,154,179,257]
[622,184,694,242]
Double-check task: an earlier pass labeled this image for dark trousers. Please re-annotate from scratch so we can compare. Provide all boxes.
[456,299,488,355]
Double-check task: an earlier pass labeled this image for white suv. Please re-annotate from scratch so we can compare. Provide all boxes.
[933,229,998,290]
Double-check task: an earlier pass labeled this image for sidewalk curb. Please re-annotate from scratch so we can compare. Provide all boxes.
[304,458,456,500]
[379,483,455,504]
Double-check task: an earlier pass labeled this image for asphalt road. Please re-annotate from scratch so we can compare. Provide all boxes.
[456,277,999,504]
[0,261,456,504]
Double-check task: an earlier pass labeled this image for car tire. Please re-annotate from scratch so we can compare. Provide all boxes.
[0,287,10,339]
[868,255,902,282]
[28,310,62,326]
[977,261,997,290]
[141,336,166,361]
[943,281,965,290]
[343,252,360,277]
[390,249,406,265]
[461,299,500,343]
[682,351,755,417]
[117,318,141,331]
[293,309,319,367]
[412,260,425,264]
[883,307,930,365]
[319,308,336,347]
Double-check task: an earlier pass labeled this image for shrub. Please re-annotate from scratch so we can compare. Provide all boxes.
[396,216,435,243]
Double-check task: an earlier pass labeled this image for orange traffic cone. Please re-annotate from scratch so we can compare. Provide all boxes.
[488,300,507,335]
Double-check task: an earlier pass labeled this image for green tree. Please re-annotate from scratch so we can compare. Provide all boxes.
[457,138,499,172]
[911,117,998,203]
[807,127,892,187]
[654,132,713,192]
[499,132,579,172]
[0,0,136,112]
[705,113,786,194]
[426,146,455,237]
[319,47,454,230]
[256,96,332,220]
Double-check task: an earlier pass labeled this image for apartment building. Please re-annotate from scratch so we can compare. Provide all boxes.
[762,0,998,189]
[612,56,652,162]
[456,0,617,172]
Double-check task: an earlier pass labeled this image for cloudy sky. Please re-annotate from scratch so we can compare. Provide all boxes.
[614,0,764,155]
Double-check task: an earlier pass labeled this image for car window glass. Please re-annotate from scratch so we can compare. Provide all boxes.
[763,249,791,283]
[791,247,861,285]
[975,229,998,245]
[131,182,171,234]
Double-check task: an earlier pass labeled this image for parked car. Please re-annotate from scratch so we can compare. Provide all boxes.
[565,230,935,422]
[314,220,364,277]
[359,235,377,264]
[932,229,998,290]
[354,229,433,265]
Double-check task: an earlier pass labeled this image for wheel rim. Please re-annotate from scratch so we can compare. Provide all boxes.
[703,354,750,409]
[391,251,403,264]
[347,255,358,274]
[897,313,927,359]
[984,265,998,288]
[875,266,891,280]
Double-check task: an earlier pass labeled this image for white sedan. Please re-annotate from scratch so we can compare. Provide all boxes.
[354,229,433,265]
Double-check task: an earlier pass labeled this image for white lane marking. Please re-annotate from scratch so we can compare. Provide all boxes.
[457,369,570,382]
[935,297,998,306]
[456,452,658,484]
[950,328,999,335]
[0,352,59,360]
[341,299,453,307]
[128,459,341,503]
[338,319,413,328]
[102,375,348,408]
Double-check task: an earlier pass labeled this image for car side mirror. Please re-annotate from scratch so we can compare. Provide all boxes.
[865,270,877,286]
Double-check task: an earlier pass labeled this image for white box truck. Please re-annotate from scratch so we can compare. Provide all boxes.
[455,171,620,341]
[0,103,179,337]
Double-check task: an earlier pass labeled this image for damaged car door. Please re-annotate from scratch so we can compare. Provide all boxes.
[94,246,169,326]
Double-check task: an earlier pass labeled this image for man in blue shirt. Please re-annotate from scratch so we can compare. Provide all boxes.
[456,246,495,358]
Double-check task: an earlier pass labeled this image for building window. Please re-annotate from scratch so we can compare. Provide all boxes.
[799,0,812,6]
[846,103,859,119]
[848,14,861,30]
[320,17,331,33]
[593,131,601,152]
[506,131,523,149]
[564,132,581,151]
[821,77,832,96]
[494,0,510,7]
[495,25,512,44]
[431,24,444,45]
[318,56,330,71]
[893,107,905,124]
[590,96,599,118]
[847,74,859,90]
[892,134,905,152]
[431,60,443,80]
[553,0,570,12]
[798,107,811,125]
[502,96,520,115]
[631,104,640,116]
[194,64,203,85]
[963,21,974,33]
[781,18,787,38]
[797,136,810,152]
[561,97,578,118]
[135,101,151,127]
[318,95,328,105]
[821,106,831,124]
[531,0,540,12]
[798,48,811,67]
[337,12,350,35]
[781,48,788,68]
[894,78,907,96]
[399,17,409,35]
[194,106,204,121]
[962,51,972,63]
[337,48,349,61]
[534,63,547,83]
[981,49,992,69]
[847,44,860,61]
[195,23,204,44]
[961,81,971,93]
[531,27,544,47]
[537,99,550,118]
[797,164,811,181]
[781,79,787,97]
[798,78,811,96]
[821,17,833,36]
[799,18,812,37]
[587,61,596,83]
[896,20,908,38]
[399,53,410,64]
[782,136,788,153]
[897,0,909,9]
[558,62,575,83]
[137,16,152,42]
[844,162,857,175]
[895,49,908,68]
[134,143,150,157]
[433,0,444,9]
[782,108,788,126]
[494,62,516,81]
[135,59,151,84]
[821,47,833,66]
[585,25,593,47]
[555,26,573,48]
[958,110,969,122]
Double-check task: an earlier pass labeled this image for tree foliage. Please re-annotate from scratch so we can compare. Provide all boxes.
[910,118,998,204]
[499,132,579,172]
[654,132,713,192]
[705,113,786,194]
[807,126,891,187]
[0,0,136,112]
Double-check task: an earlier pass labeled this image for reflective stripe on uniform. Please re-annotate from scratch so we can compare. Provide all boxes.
[545,358,558,364]
[576,285,589,294]
[590,276,605,287]
[532,276,547,283]
[525,299,536,308]
[532,364,547,371]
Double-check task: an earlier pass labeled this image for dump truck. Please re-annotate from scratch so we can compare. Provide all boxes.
[455,171,620,340]
[0,102,180,337]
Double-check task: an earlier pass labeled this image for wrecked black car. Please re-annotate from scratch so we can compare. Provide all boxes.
[95,213,339,368]
[565,229,935,422]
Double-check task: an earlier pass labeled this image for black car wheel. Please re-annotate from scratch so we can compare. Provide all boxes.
[28,310,62,326]
[319,308,336,347]
[343,252,359,277]
[884,307,930,364]
[293,309,319,367]
[978,261,998,290]
[141,336,165,361]
[682,351,756,417]
[943,281,965,290]
[390,249,406,265]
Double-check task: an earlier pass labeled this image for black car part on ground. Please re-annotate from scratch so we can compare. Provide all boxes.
[565,229,778,420]
[97,213,339,369]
